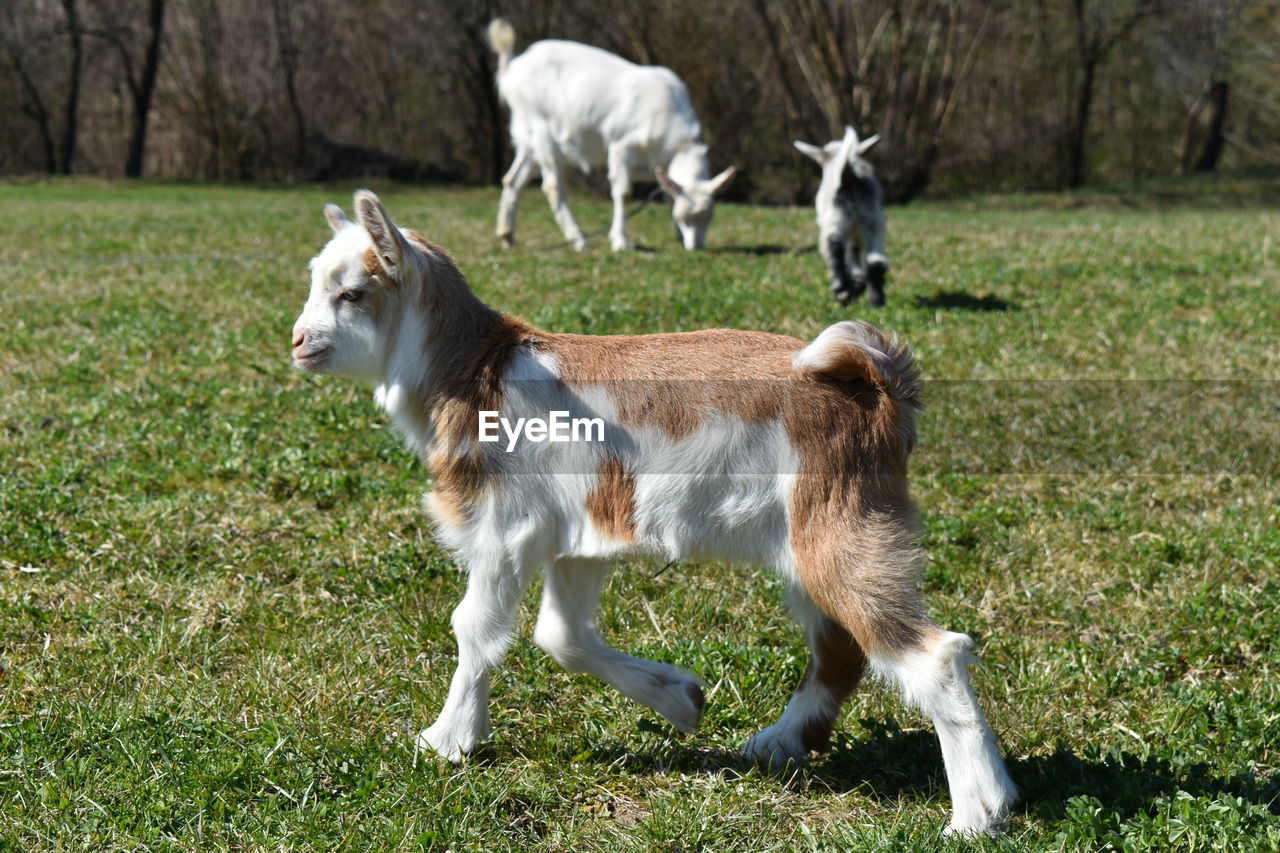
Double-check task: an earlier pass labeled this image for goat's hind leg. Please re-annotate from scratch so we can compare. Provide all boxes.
[534,559,705,733]
[496,148,536,248]
[793,550,1017,835]
[873,627,1017,836]
[539,158,588,251]
[742,587,867,766]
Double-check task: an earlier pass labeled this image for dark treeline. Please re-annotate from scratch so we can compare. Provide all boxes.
[3,0,1277,202]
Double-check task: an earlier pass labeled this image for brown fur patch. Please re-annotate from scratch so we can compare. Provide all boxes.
[584,455,638,541]
[423,313,532,526]
[377,236,534,529]
[539,325,928,654]
[542,330,803,441]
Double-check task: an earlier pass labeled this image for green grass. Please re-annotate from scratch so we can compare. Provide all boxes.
[1,176,1278,851]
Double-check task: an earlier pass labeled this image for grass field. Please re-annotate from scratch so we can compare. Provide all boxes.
[2,176,1278,851]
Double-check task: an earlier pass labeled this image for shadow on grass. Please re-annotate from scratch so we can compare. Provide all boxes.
[912,290,1018,312]
[711,244,809,256]
[572,718,1279,820]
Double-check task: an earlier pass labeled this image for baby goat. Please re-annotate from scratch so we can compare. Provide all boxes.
[290,191,1016,837]
[487,18,736,251]
[795,127,890,306]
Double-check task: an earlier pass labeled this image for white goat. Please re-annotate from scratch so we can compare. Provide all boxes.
[795,127,890,306]
[291,191,1017,837]
[487,18,737,252]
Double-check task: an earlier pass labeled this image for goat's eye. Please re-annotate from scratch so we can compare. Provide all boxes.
[338,289,364,304]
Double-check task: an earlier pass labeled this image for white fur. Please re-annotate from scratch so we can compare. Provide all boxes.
[488,20,736,251]
[871,635,1017,836]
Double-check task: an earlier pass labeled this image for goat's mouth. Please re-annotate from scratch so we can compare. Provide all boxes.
[292,345,332,369]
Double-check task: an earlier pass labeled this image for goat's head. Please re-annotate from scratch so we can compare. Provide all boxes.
[793,126,880,175]
[291,190,419,381]
[655,144,737,250]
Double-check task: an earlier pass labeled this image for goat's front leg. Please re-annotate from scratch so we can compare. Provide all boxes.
[821,230,863,305]
[418,559,533,761]
[863,212,890,308]
[606,145,634,251]
[539,161,587,251]
[534,559,705,732]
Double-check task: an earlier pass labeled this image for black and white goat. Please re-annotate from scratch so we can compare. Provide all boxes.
[795,127,890,306]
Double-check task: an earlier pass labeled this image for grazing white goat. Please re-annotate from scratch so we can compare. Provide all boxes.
[291,191,1017,837]
[795,127,890,306]
[487,18,737,252]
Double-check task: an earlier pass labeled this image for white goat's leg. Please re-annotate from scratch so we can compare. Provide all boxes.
[539,160,587,251]
[871,632,1017,836]
[418,558,534,762]
[496,148,537,248]
[743,588,866,766]
[534,559,705,733]
[606,145,634,251]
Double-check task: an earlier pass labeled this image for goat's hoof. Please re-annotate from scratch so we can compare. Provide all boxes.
[570,238,588,252]
[943,818,1007,838]
[610,236,634,252]
[497,233,515,249]
[741,725,808,768]
[417,722,478,763]
[647,674,705,734]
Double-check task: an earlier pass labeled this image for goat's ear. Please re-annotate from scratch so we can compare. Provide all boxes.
[324,203,351,233]
[793,140,828,165]
[706,166,737,196]
[353,189,410,279]
[654,167,686,199]
[857,134,881,155]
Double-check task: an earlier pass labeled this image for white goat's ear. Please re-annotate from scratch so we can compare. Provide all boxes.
[857,134,881,155]
[655,167,686,199]
[324,203,351,233]
[706,166,738,196]
[353,189,409,279]
[793,140,828,165]
[843,125,860,147]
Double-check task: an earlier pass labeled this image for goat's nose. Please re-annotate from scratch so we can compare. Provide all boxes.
[292,328,305,349]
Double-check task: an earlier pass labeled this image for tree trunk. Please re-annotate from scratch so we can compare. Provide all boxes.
[270,0,308,172]
[59,0,83,175]
[1065,57,1095,188]
[1193,80,1228,173]
[6,44,58,173]
[124,0,166,178]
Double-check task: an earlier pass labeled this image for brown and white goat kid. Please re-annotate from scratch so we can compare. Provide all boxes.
[290,191,1017,836]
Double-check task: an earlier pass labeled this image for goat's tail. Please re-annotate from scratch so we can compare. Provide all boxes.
[487,18,517,79]
[794,321,922,412]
